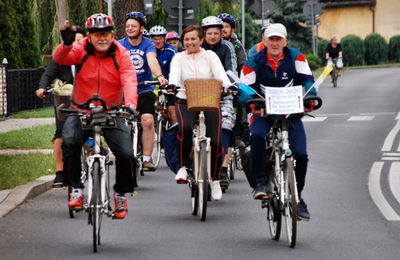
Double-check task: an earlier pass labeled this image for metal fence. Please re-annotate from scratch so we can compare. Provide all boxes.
[0,59,53,117]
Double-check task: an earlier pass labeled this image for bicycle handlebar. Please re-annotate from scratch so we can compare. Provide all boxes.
[245,96,323,114]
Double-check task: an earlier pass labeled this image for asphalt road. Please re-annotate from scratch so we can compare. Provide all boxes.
[1,67,400,259]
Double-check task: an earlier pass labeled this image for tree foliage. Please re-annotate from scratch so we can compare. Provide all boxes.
[146,0,168,29]
[0,0,40,69]
[268,0,312,53]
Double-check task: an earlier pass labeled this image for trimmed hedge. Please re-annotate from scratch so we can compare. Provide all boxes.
[364,33,388,65]
[305,54,322,70]
[341,35,365,66]
[388,35,400,62]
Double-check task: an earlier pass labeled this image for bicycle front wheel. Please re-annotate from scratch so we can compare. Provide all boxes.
[284,158,297,248]
[151,117,162,168]
[198,141,208,221]
[332,69,338,88]
[91,160,102,252]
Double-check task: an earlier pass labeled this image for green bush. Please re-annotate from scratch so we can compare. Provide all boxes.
[305,54,322,70]
[341,35,365,66]
[388,35,400,62]
[318,38,330,61]
[364,33,388,65]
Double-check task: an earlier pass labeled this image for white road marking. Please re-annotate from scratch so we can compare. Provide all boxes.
[361,112,396,116]
[302,116,327,122]
[389,162,400,212]
[381,157,400,161]
[382,112,400,151]
[347,116,375,121]
[383,153,400,156]
[368,161,400,221]
[316,113,350,116]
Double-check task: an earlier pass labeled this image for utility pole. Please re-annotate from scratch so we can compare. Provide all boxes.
[242,0,245,48]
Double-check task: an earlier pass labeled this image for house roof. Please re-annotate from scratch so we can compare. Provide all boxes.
[319,0,376,7]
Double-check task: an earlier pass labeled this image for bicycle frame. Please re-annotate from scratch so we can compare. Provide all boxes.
[193,111,212,184]
[86,125,112,217]
[269,119,299,207]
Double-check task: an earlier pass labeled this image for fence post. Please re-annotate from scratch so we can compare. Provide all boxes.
[0,58,8,119]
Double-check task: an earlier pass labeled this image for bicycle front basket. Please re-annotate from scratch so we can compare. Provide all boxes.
[184,79,222,112]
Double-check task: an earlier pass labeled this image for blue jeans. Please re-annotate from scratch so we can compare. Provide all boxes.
[250,116,308,196]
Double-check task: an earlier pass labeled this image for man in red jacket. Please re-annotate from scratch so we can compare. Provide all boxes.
[53,14,138,219]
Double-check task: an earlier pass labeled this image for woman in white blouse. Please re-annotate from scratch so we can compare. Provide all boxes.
[168,25,231,201]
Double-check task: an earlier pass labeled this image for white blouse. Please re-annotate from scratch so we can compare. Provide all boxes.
[168,48,231,99]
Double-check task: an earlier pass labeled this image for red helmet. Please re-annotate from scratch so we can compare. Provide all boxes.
[86,13,114,32]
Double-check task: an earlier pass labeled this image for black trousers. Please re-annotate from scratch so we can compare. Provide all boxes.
[62,115,134,193]
[175,99,224,180]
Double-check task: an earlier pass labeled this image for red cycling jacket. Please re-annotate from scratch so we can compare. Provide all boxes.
[53,38,138,108]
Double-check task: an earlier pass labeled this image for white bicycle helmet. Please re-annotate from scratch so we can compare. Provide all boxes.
[149,25,168,36]
[201,16,223,29]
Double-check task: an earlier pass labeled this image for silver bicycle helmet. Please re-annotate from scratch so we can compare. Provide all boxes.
[201,16,223,29]
[149,25,168,36]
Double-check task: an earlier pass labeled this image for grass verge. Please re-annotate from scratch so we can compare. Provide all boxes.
[0,124,55,149]
[12,107,54,118]
[0,154,55,190]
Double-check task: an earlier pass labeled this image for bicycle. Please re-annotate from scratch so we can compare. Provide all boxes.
[61,93,134,252]
[184,79,236,221]
[328,58,341,88]
[246,95,322,248]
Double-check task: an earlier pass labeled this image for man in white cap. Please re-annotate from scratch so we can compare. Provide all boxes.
[240,23,316,221]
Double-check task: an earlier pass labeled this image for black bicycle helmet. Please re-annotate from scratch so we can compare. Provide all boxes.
[218,13,236,28]
[126,11,147,26]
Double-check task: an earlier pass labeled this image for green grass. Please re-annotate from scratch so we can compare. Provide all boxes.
[0,124,55,149]
[0,154,55,190]
[12,107,54,118]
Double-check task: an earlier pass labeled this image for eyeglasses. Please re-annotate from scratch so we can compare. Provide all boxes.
[91,31,112,38]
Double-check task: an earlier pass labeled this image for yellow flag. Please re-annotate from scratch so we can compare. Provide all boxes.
[321,63,333,79]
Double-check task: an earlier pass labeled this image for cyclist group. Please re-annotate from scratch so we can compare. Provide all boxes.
[38,10,320,222]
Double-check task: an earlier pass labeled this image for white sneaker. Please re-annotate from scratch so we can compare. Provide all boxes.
[211,181,222,201]
[175,167,188,184]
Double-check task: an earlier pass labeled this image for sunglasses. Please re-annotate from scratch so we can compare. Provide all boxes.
[91,31,112,38]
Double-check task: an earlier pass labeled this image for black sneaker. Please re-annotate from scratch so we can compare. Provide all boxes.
[220,167,229,190]
[297,198,310,221]
[253,183,268,200]
[52,171,65,188]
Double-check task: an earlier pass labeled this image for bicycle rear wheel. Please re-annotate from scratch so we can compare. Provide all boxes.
[267,196,282,240]
[284,158,297,248]
[198,141,208,221]
[91,160,102,252]
[152,116,162,168]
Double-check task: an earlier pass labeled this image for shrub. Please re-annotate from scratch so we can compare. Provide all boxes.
[288,39,312,54]
[305,54,322,70]
[318,38,330,61]
[388,35,400,62]
[364,33,388,65]
[341,35,365,66]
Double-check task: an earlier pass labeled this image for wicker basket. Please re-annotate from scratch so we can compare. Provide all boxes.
[54,93,71,121]
[184,79,222,111]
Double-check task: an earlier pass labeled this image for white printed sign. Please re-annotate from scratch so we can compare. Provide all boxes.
[264,86,303,115]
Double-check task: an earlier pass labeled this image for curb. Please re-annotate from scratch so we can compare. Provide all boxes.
[0,175,53,219]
